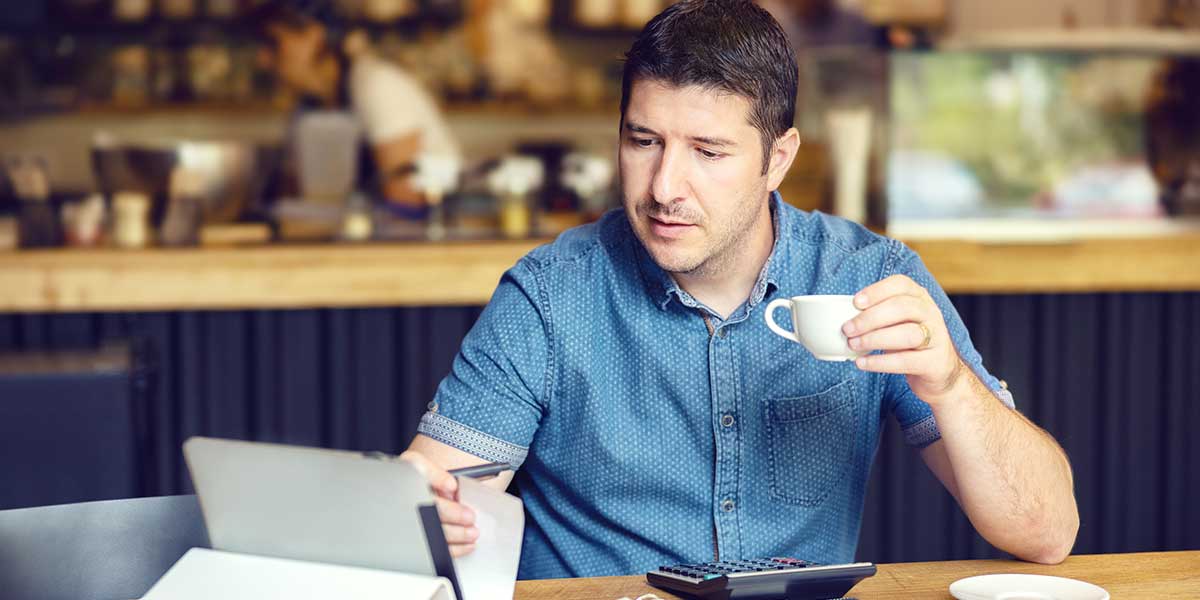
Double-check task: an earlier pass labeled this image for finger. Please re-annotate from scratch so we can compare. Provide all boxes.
[435,496,476,527]
[854,350,924,374]
[848,322,929,353]
[449,543,477,558]
[399,450,458,499]
[441,524,481,545]
[854,274,926,309]
[843,294,927,337]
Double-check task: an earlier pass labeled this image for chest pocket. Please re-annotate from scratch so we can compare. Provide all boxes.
[765,379,860,507]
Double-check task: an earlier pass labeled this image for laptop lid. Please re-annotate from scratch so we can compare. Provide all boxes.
[182,436,462,598]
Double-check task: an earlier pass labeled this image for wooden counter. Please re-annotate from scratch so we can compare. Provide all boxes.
[513,550,1200,599]
[1,235,1199,312]
[0,241,539,312]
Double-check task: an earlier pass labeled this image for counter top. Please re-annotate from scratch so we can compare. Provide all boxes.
[513,550,1200,599]
[2,234,1199,313]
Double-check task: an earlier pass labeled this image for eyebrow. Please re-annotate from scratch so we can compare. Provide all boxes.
[624,122,738,148]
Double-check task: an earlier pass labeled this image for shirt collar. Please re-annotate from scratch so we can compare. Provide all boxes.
[636,191,791,312]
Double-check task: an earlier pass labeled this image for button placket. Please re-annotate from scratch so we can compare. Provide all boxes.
[708,311,741,559]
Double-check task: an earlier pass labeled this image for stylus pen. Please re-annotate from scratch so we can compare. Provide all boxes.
[448,461,511,479]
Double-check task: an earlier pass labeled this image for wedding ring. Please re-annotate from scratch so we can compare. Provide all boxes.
[917,322,932,350]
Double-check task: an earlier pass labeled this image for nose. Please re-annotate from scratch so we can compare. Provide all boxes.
[650,142,688,206]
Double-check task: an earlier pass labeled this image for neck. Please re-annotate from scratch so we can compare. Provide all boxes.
[672,200,775,320]
[307,55,342,107]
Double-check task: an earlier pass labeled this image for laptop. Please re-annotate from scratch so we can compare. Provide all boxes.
[182,436,462,598]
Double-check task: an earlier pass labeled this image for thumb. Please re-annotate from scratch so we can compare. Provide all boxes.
[399,450,459,499]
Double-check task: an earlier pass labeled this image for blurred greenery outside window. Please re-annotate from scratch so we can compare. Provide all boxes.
[887,51,1172,221]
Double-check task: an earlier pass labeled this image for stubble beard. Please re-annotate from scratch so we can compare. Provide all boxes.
[627,181,770,280]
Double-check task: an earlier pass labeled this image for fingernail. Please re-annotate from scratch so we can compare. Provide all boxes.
[467,526,480,540]
[854,293,868,308]
[843,321,858,336]
[847,336,861,350]
[855,356,868,369]
[463,506,475,523]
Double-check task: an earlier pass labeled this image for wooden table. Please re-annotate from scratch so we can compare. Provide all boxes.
[514,551,1200,599]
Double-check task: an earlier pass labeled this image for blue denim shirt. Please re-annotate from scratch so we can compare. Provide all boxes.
[418,194,1013,579]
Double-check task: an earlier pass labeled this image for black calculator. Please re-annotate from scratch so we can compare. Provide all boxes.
[646,557,876,600]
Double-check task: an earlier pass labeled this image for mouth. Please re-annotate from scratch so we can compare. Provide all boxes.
[648,215,697,239]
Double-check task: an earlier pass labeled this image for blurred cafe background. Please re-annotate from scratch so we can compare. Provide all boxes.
[1,0,1198,565]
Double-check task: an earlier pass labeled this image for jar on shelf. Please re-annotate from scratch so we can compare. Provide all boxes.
[206,0,239,18]
[113,0,152,21]
[487,156,544,239]
[364,0,416,22]
[113,191,151,248]
[159,0,196,20]
[574,0,619,28]
[111,45,151,107]
[498,193,531,239]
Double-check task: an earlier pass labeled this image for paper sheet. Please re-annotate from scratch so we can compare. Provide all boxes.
[144,548,454,600]
[453,476,525,600]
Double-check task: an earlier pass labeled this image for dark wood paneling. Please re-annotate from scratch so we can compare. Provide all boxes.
[0,294,1195,560]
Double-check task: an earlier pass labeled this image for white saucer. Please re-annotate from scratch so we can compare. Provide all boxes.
[949,574,1110,600]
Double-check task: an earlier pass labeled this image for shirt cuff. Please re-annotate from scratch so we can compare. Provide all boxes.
[902,414,942,449]
[995,387,1016,409]
[417,412,531,468]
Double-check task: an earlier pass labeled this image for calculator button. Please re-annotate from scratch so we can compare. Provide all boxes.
[771,557,807,566]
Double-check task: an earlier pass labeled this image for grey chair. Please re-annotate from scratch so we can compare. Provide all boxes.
[0,495,209,600]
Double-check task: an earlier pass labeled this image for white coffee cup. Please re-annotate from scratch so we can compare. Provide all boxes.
[765,295,863,361]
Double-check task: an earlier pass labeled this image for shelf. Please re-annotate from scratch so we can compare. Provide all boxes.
[938,28,1200,53]
[3,14,461,38]
[17,100,611,119]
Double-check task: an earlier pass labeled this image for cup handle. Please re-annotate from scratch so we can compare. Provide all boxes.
[764,298,798,342]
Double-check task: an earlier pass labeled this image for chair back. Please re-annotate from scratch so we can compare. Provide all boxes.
[0,495,209,600]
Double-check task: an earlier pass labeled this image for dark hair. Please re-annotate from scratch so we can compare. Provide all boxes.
[246,0,342,44]
[1145,58,1200,215]
[620,0,799,173]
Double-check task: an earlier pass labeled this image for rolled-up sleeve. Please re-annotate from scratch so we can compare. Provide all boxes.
[417,259,551,468]
[883,240,1015,449]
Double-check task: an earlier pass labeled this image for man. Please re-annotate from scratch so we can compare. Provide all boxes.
[1145,58,1200,216]
[403,0,1078,579]
[251,0,460,210]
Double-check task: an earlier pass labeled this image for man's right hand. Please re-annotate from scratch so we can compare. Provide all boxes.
[399,450,480,557]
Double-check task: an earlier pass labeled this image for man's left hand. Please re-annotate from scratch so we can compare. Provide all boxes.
[842,274,965,407]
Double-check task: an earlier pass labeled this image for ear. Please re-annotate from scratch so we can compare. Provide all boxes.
[765,127,800,192]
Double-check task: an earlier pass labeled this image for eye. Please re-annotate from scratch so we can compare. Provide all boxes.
[633,137,658,148]
[697,148,723,160]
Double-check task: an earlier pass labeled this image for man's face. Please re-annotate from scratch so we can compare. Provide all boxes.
[260,21,328,93]
[619,79,772,277]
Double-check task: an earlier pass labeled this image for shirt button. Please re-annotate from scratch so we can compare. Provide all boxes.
[718,327,729,339]
[720,413,735,428]
[720,499,735,512]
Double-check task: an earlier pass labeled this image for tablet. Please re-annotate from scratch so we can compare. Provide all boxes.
[182,436,461,597]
